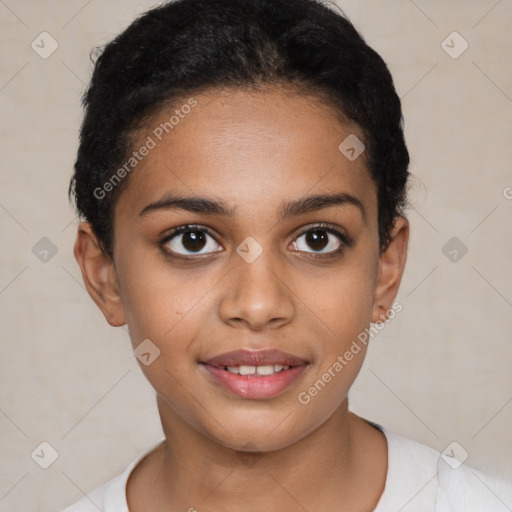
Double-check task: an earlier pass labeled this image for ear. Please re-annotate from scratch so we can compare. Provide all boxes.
[73,221,127,327]
[371,216,409,323]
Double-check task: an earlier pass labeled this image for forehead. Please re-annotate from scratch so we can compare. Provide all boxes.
[115,87,377,224]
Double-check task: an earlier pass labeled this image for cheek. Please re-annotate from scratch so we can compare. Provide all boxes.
[294,253,378,346]
[296,344,367,418]
[115,249,215,350]
[283,252,378,414]
[118,259,214,422]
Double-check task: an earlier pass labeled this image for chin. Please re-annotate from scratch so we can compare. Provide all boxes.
[204,409,312,453]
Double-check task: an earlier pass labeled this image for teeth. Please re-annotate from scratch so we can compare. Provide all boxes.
[239,365,256,375]
[256,365,275,375]
[224,364,291,375]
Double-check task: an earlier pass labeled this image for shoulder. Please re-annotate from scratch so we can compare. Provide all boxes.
[374,427,440,511]
[374,424,512,512]
[57,439,165,512]
[436,458,512,512]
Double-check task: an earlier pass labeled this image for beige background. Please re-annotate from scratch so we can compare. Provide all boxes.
[1,0,511,510]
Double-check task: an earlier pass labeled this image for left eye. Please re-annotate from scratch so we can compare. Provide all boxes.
[291,227,345,254]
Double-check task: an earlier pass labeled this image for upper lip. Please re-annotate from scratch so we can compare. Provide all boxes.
[203,349,308,368]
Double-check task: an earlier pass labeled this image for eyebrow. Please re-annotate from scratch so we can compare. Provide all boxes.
[138,191,366,222]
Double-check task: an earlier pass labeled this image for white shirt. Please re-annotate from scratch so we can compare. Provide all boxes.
[60,426,512,511]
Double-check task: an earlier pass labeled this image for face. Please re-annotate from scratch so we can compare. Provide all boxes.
[75,86,408,452]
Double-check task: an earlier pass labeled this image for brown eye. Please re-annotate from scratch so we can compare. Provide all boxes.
[304,229,329,251]
[291,225,347,255]
[163,226,223,256]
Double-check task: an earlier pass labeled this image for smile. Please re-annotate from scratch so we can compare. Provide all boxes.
[200,348,309,400]
[224,364,290,375]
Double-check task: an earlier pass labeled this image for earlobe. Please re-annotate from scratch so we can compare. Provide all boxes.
[371,216,409,323]
[73,221,127,327]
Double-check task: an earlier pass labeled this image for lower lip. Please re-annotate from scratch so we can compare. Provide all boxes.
[201,364,307,400]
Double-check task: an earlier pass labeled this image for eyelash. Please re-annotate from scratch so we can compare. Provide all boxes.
[159,223,352,261]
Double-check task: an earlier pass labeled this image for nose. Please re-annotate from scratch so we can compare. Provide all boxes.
[218,249,295,331]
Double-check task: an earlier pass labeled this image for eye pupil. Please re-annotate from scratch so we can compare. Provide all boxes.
[183,230,206,252]
[306,230,328,251]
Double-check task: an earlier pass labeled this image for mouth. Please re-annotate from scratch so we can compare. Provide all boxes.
[200,349,309,400]
[217,364,293,376]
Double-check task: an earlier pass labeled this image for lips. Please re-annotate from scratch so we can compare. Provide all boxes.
[203,348,308,368]
[200,349,309,400]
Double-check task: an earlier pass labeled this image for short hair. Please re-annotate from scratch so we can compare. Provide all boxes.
[69,0,409,257]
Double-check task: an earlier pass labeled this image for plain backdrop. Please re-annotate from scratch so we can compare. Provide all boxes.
[1,1,511,510]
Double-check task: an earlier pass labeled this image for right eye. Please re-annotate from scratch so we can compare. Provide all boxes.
[160,225,223,258]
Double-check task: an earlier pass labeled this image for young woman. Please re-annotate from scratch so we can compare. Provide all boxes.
[63,0,512,510]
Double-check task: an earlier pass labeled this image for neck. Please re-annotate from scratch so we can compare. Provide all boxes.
[127,396,387,512]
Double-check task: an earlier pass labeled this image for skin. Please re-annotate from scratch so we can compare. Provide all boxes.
[74,86,408,512]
